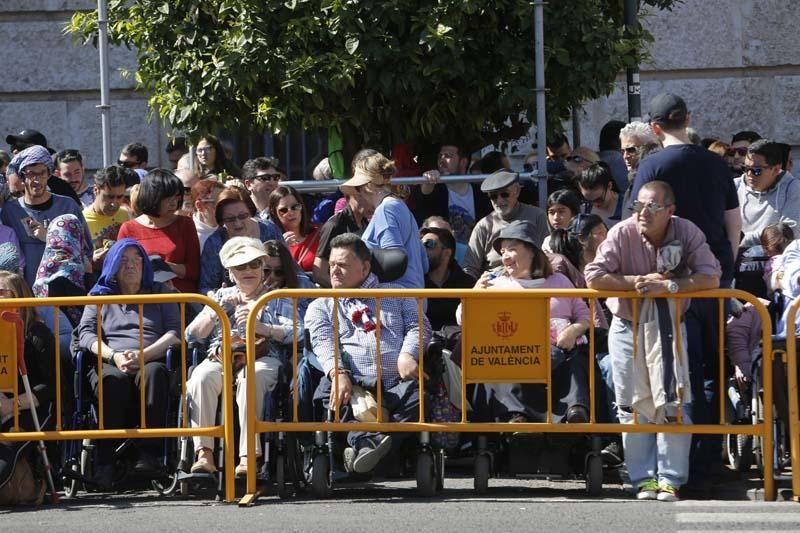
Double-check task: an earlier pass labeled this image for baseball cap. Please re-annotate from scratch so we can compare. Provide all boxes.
[647,93,688,125]
[6,129,48,152]
[219,236,267,269]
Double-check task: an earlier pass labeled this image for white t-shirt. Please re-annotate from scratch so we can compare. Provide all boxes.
[448,186,476,244]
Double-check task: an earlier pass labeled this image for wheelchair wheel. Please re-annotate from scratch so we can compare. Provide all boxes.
[473,453,490,494]
[725,433,754,472]
[152,472,179,496]
[275,454,290,499]
[435,448,445,492]
[80,439,95,492]
[585,454,603,496]
[310,452,331,498]
[62,456,82,497]
[416,451,437,497]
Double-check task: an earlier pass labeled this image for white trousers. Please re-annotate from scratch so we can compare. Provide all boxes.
[186,356,281,457]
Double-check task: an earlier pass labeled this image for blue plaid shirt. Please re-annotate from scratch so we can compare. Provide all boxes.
[304,273,431,388]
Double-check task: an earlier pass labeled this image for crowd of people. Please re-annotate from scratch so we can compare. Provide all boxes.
[0,90,797,503]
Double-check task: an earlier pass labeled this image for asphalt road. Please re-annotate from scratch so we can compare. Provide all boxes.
[2,477,798,532]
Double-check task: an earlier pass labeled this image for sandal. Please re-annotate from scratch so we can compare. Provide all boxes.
[190,449,217,474]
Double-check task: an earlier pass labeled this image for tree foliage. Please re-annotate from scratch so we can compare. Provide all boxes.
[68,0,678,152]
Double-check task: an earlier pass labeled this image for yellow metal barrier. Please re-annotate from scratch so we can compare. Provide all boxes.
[240,288,777,504]
[0,294,237,503]
[781,298,800,502]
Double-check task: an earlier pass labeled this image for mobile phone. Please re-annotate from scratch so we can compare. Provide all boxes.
[20,217,35,237]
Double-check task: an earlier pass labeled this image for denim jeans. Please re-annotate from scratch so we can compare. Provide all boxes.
[608,316,692,488]
[596,351,618,423]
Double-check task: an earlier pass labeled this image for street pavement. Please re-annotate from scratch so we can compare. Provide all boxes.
[2,476,798,532]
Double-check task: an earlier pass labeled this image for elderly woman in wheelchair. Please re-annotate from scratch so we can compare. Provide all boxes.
[185,237,303,477]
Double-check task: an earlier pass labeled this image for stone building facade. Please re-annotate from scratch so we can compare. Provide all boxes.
[1,0,797,171]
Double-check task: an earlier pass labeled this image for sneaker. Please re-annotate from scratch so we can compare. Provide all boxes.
[636,479,659,500]
[657,483,679,502]
[601,441,624,467]
[343,447,356,473]
[352,434,393,474]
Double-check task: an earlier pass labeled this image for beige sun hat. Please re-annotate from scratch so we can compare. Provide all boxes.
[219,236,267,268]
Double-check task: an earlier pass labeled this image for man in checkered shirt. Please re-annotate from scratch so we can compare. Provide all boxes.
[305,233,431,474]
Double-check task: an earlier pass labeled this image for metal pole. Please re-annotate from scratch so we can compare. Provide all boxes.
[97,0,113,167]
[571,107,581,148]
[534,1,548,208]
[624,0,642,122]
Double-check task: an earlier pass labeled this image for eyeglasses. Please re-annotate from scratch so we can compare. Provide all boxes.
[231,259,262,272]
[21,168,49,181]
[222,212,250,224]
[277,203,302,215]
[631,200,672,214]
[255,173,282,182]
[743,166,766,177]
[117,159,139,168]
[264,267,285,277]
[196,147,215,154]
[488,190,511,201]
[727,147,748,157]
[620,146,639,155]
[422,239,441,249]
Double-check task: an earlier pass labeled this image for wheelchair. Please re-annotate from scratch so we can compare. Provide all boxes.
[171,341,306,499]
[724,292,794,479]
[61,344,183,497]
[304,343,449,498]
[467,345,605,497]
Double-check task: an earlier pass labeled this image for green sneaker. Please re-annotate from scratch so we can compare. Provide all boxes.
[636,479,659,500]
[657,483,679,502]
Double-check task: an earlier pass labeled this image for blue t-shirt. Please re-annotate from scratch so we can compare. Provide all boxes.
[1,194,93,286]
[630,144,738,281]
[362,197,428,288]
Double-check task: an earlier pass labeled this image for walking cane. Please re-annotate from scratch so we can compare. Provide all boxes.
[3,311,59,504]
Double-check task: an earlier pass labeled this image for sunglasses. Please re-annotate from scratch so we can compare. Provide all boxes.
[277,203,302,215]
[488,190,511,201]
[231,259,263,271]
[255,173,282,182]
[620,146,638,155]
[264,267,285,277]
[422,239,440,249]
[565,155,585,163]
[117,159,139,168]
[743,166,766,177]
[222,212,250,224]
[631,200,671,214]
[726,147,748,157]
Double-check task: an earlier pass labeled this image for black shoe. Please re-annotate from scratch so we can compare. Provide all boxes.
[565,405,589,424]
[93,464,115,492]
[601,441,624,467]
[133,452,163,475]
[352,435,393,474]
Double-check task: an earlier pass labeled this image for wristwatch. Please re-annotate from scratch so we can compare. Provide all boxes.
[667,280,679,294]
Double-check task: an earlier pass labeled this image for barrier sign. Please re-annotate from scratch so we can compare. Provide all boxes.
[462,297,549,382]
[0,314,17,391]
